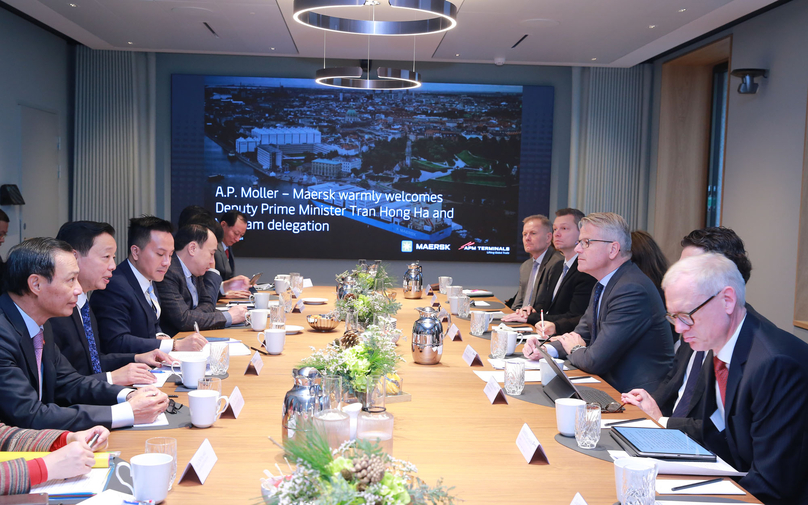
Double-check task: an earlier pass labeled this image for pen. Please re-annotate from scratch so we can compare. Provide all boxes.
[569,375,593,381]
[251,346,269,356]
[194,321,200,334]
[670,477,724,492]
[604,417,645,427]
[87,432,100,449]
[168,395,178,398]
[540,309,545,337]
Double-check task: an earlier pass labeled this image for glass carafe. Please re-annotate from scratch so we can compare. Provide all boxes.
[356,374,394,454]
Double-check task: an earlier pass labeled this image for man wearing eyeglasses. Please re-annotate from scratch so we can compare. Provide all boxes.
[215,210,247,284]
[653,253,808,504]
[524,212,673,393]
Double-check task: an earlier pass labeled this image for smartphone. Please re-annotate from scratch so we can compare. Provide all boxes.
[249,272,263,286]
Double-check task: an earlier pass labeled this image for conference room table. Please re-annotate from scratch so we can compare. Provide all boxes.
[107,286,759,504]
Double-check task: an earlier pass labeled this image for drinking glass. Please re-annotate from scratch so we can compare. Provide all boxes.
[469,311,490,336]
[280,288,295,312]
[490,329,508,359]
[356,375,394,454]
[575,402,602,449]
[289,272,303,293]
[620,459,658,505]
[269,304,286,329]
[209,342,230,375]
[457,295,471,318]
[145,437,177,491]
[198,377,222,396]
[438,276,453,295]
[314,375,350,450]
[504,359,525,395]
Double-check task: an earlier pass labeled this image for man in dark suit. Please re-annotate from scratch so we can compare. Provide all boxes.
[621,226,755,441]
[156,225,247,336]
[215,210,247,283]
[663,253,808,504]
[508,214,563,311]
[505,208,596,335]
[536,212,673,393]
[0,237,168,430]
[0,209,9,287]
[49,221,171,386]
[90,216,206,354]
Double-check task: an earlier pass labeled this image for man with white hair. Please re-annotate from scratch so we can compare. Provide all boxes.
[523,212,673,392]
[661,252,808,504]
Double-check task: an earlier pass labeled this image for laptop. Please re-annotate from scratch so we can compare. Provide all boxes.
[537,345,621,410]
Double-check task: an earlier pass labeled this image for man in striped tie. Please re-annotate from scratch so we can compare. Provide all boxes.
[659,253,808,505]
[49,221,172,386]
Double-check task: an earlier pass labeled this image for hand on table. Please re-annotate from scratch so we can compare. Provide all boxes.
[522,336,544,361]
[621,389,663,421]
[42,442,96,480]
[128,386,169,424]
[110,363,158,386]
[228,304,248,324]
[555,332,586,354]
[68,426,110,451]
[173,332,207,351]
[223,275,252,298]
[135,349,173,367]
[501,312,527,323]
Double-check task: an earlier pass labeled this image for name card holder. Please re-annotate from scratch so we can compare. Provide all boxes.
[221,386,245,419]
[303,278,313,288]
[178,438,218,484]
[569,493,589,505]
[431,294,439,306]
[462,345,483,366]
[245,351,264,375]
[484,377,508,404]
[515,423,549,465]
[292,299,305,312]
[445,323,462,341]
[292,287,303,298]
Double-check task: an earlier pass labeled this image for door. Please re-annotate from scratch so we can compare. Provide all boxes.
[20,105,61,240]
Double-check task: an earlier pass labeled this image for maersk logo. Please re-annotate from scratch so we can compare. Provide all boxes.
[401,240,413,253]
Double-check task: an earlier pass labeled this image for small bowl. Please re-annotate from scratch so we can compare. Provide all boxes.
[307,314,339,332]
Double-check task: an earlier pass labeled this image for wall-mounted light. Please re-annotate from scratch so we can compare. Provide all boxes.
[730,68,768,94]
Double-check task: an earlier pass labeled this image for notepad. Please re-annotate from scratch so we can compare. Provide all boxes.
[0,452,113,468]
[30,467,112,497]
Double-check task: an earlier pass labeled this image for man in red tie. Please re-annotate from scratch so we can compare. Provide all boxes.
[661,252,808,504]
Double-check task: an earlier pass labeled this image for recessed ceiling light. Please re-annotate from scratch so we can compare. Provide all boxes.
[127,42,134,45]
[591,58,597,61]
[649,24,657,29]
[68,3,78,7]
[270,47,275,51]
[678,8,686,13]
[455,53,460,57]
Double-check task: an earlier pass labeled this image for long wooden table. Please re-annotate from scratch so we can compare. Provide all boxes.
[108,286,759,504]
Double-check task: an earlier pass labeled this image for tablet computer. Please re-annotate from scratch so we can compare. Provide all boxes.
[610,426,716,461]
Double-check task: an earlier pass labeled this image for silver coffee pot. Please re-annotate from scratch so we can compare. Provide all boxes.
[411,306,443,365]
[402,261,423,299]
[336,274,357,301]
[282,367,322,441]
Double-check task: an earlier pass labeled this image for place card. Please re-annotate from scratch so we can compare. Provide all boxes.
[292,299,305,312]
[178,438,218,484]
[462,344,483,366]
[245,351,264,375]
[437,308,450,323]
[292,287,303,298]
[221,386,244,419]
[303,278,313,288]
[430,293,438,306]
[516,423,549,465]
[484,376,508,404]
[569,492,588,505]
[445,323,462,341]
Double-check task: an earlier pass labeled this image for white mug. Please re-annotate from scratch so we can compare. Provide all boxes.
[555,398,586,437]
[258,328,286,354]
[274,278,289,293]
[116,453,173,503]
[188,389,230,428]
[448,295,459,315]
[505,331,525,355]
[447,285,463,297]
[251,291,271,310]
[540,358,558,385]
[245,309,269,331]
[171,356,207,389]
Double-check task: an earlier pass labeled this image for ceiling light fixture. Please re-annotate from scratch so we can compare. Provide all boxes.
[591,57,597,61]
[649,24,656,29]
[316,66,421,89]
[293,0,457,36]
[68,2,78,7]
[678,8,686,13]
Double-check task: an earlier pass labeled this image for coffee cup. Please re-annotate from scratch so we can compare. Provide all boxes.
[116,453,173,503]
[170,356,207,389]
[448,295,459,315]
[245,309,269,331]
[505,331,525,355]
[540,358,557,385]
[555,398,586,437]
[258,328,286,354]
[447,285,463,297]
[188,389,229,428]
[251,291,271,310]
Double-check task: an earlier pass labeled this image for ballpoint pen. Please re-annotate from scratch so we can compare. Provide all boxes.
[87,432,100,449]
[251,346,269,356]
[194,321,200,334]
[604,417,644,427]
[670,477,724,492]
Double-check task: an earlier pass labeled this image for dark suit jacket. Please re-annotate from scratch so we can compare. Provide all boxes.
[526,257,597,335]
[511,247,563,310]
[0,293,124,430]
[49,305,136,380]
[214,243,235,281]
[155,256,227,337]
[700,310,808,505]
[89,260,163,354]
[553,260,674,393]
[203,269,223,304]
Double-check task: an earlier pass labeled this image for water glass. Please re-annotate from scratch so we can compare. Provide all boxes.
[469,311,490,336]
[289,272,303,293]
[575,402,602,449]
[438,276,453,295]
[209,342,230,374]
[270,304,286,329]
[198,377,222,396]
[504,359,525,395]
[314,375,350,450]
[144,437,177,491]
[458,295,471,318]
[280,288,295,312]
[620,459,658,505]
[490,329,508,359]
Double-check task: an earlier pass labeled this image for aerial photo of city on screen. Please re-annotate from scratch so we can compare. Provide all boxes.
[171,76,553,262]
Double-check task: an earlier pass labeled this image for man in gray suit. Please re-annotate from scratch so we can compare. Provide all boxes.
[527,212,673,393]
[509,215,563,311]
[156,225,247,336]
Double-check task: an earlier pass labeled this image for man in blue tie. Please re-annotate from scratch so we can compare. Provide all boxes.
[156,224,247,336]
[49,221,172,386]
[540,212,673,393]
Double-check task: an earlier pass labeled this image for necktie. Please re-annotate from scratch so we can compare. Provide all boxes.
[552,263,570,301]
[33,328,44,399]
[147,284,161,319]
[713,356,728,406]
[523,260,540,307]
[590,282,605,343]
[671,350,705,418]
[80,303,103,374]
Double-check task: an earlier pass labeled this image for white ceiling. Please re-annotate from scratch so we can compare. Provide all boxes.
[6,0,780,67]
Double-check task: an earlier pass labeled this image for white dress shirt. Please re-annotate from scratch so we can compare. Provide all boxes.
[127,259,174,354]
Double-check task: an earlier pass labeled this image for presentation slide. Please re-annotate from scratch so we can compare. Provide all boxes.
[171,75,554,262]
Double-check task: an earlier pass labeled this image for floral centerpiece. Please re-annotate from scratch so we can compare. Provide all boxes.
[301,325,403,396]
[335,264,401,327]
[262,422,459,505]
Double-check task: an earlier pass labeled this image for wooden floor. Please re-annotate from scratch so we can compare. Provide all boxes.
[107,286,758,504]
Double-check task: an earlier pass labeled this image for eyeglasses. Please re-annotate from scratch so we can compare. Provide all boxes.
[602,401,625,414]
[575,238,615,249]
[665,291,720,326]
[166,399,183,415]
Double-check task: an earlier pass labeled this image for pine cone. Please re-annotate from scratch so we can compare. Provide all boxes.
[340,330,360,349]
[352,454,385,491]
